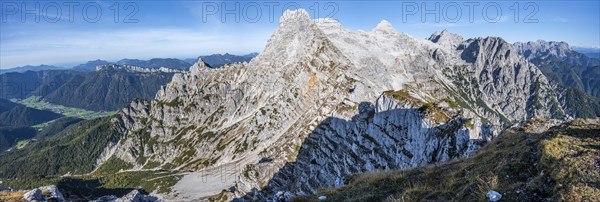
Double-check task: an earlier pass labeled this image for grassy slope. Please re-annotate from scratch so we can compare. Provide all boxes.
[309,118,600,202]
[0,116,182,199]
[0,117,117,180]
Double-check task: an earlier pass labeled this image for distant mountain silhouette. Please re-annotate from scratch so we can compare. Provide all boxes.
[0,65,68,74]
[185,53,258,68]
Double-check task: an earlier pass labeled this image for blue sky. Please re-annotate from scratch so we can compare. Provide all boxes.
[1,0,599,68]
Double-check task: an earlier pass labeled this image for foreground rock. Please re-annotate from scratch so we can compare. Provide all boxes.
[23,185,64,202]
[92,190,157,202]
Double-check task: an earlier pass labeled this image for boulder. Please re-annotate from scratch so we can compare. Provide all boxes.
[23,188,43,202]
[114,190,157,202]
[486,190,502,202]
[39,185,65,202]
[92,195,118,202]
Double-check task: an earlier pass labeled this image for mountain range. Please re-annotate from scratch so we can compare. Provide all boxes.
[514,40,600,98]
[3,53,258,74]
[0,70,85,100]
[0,9,598,202]
[0,65,69,74]
[185,53,259,68]
[72,58,193,72]
[573,47,600,59]
[0,66,181,111]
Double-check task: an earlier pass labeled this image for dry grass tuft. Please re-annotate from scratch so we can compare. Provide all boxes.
[0,191,26,202]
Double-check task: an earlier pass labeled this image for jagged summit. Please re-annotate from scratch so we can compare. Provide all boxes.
[428,29,464,48]
[372,20,397,34]
[279,9,311,24]
[194,58,211,68]
[188,58,212,75]
[261,9,343,66]
[461,36,522,62]
[428,29,449,41]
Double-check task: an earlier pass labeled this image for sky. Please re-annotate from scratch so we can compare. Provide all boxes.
[1,0,599,69]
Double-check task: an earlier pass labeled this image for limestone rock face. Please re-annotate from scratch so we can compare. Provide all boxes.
[428,29,464,48]
[454,37,562,122]
[259,94,489,196]
[95,9,595,200]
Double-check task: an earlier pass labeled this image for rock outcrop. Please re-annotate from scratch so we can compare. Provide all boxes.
[23,185,65,202]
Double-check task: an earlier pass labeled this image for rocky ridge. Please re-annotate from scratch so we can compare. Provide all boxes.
[93,9,600,200]
[4,9,598,201]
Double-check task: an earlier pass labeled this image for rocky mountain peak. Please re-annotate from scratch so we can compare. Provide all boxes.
[459,37,520,64]
[429,29,464,48]
[188,58,211,76]
[372,20,397,34]
[279,9,311,25]
[260,9,338,66]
